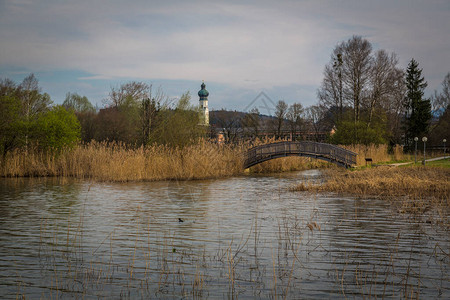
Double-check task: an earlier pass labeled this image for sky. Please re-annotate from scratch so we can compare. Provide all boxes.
[0,0,449,114]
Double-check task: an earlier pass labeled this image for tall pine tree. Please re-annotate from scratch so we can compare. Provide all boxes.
[404,59,431,148]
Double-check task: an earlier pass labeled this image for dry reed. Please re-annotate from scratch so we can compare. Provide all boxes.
[248,156,329,173]
[1,141,244,182]
[293,166,450,198]
[0,140,416,180]
[345,144,390,166]
[0,138,331,180]
[292,166,450,223]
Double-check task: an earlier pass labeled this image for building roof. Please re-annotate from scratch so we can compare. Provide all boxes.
[198,82,209,97]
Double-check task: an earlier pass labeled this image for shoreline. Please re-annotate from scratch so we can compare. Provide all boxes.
[0,142,320,182]
[292,162,450,226]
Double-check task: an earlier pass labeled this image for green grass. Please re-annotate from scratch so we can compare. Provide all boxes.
[397,158,450,168]
[373,160,409,166]
[353,157,450,170]
[416,158,450,168]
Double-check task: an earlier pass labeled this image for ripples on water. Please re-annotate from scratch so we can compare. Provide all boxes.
[0,170,449,299]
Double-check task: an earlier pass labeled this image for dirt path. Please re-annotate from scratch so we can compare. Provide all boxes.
[387,156,446,167]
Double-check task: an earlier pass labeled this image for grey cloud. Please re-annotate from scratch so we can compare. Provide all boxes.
[0,0,449,106]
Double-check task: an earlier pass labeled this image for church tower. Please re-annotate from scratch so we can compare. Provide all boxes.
[198,81,209,125]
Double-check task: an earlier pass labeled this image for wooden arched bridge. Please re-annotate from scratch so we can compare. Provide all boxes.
[244,141,357,169]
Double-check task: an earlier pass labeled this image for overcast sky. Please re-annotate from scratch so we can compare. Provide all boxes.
[0,0,449,113]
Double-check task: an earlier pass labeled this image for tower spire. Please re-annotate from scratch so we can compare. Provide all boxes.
[198,81,209,126]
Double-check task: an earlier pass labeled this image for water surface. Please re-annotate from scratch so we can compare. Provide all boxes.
[0,170,448,299]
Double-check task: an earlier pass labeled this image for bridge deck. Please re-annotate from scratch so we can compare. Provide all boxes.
[244,141,357,169]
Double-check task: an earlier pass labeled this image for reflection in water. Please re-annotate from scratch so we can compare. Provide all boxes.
[0,171,449,299]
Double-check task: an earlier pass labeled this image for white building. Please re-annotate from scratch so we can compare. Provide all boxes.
[198,81,209,126]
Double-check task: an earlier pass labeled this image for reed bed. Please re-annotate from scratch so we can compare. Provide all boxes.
[314,166,449,199]
[248,156,330,173]
[0,138,332,181]
[292,166,450,224]
[0,140,416,180]
[1,141,244,182]
[342,144,409,166]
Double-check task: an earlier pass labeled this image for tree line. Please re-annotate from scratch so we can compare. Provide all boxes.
[0,74,80,159]
[2,35,448,156]
[70,81,205,147]
[211,37,448,148]
[317,35,449,148]
[0,76,206,159]
[213,101,308,143]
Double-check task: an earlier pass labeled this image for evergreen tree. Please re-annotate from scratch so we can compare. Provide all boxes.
[404,59,431,147]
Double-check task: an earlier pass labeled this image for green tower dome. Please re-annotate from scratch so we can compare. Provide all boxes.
[198,82,209,98]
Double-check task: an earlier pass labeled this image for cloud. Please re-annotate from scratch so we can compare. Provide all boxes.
[0,1,342,84]
[0,0,449,108]
[78,75,115,81]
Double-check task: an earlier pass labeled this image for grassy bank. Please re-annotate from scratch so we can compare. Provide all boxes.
[294,165,450,199]
[292,164,450,224]
[413,158,450,168]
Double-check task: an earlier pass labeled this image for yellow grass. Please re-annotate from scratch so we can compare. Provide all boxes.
[248,156,330,173]
[342,144,385,166]
[314,167,449,198]
[340,144,411,166]
[1,141,244,182]
[292,166,450,223]
[1,140,416,181]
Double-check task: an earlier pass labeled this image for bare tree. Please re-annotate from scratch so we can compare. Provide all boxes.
[305,105,328,142]
[341,36,373,122]
[63,92,94,113]
[384,70,407,145]
[431,72,450,113]
[149,92,206,148]
[286,103,304,140]
[366,50,403,127]
[19,74,52,120]
[317,36,412,145]
[212,110,242,143]
[18,74,52,147]
[105,81,151,108]
[94,107,130,143]
[273,100,288,138]
[100,82,169,145]
[0,78,17,97]
[318,51,344,123]
[141,86,166,146]
[428,72,450,146]
[319,36,373,123]
[242,107,260,138]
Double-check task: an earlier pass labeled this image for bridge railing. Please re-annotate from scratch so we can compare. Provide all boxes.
[244,141,357,168]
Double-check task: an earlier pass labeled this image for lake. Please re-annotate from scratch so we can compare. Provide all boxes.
[0,170,448,299]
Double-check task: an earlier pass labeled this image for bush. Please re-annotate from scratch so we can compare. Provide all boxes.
[34,105,81,151]
[329,120,386,145]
